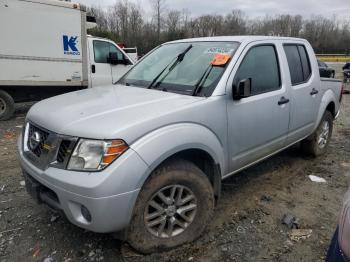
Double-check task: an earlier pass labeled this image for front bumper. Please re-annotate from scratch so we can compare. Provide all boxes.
[18,137,149,233]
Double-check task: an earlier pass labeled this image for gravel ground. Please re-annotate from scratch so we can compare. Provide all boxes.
[0,64,349,262]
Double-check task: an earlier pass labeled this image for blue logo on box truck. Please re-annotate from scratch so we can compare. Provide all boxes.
[63,35,80,55]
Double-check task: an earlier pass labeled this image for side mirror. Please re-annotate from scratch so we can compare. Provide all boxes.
[108,52,123,65]
[232,78,252,100]
[124,57,133,65]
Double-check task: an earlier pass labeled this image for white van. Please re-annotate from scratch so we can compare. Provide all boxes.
[0,0,134,120]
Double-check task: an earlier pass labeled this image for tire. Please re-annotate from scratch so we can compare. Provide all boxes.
[0,90,15,121]
[301,110,333,157]
[127,159,214,254]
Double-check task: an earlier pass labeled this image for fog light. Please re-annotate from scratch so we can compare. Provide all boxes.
[81,205,92,222]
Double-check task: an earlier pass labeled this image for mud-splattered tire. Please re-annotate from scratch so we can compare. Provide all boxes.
[0,90,15,121]
[127,159,214,254]
[301,110,333,157]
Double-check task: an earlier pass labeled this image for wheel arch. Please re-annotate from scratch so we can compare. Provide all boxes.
[326,101,335,118]
[131,123,226,201]
[151,148,222,201]
[314,89,339,131]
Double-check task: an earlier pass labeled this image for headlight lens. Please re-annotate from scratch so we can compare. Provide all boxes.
[67,139,128,171]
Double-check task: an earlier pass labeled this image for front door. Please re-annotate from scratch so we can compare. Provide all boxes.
[89,39,113,87]
[227,43,291,171]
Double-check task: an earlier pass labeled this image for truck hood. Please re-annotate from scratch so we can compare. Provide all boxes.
[27,85,205,142]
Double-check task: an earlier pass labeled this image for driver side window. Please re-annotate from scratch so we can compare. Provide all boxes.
[234,45,281,96]
[109,44,124,60]
[93,40,123,63]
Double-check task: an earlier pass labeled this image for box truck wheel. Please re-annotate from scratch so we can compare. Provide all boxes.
[0,90,15,121]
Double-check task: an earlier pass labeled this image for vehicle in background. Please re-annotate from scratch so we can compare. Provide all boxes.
[18,36,343,253]
[0,0,134,120]
[117,43,139,63]
[343,63,350,83]
[326,190,350,262]
[318,60,335,78]
[122,47,139,63]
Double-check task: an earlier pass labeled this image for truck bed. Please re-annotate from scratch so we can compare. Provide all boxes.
[320,78,343,100]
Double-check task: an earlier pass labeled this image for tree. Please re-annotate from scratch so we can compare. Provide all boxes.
[87,3,350,55]
[150,0,166,42]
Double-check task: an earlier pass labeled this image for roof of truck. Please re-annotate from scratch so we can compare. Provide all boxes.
[168,36,308,44]
[21,0,85,11]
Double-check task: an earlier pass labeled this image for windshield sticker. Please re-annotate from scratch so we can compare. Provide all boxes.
[211,53,232,66]
[206,47,234,54]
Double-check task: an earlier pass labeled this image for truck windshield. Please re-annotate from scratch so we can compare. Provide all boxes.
[118,41,239,96]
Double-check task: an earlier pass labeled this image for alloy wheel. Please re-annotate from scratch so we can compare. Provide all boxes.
[318,120,330,149]
[144,185,197,238]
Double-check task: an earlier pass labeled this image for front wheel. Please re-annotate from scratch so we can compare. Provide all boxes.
[127,159,214,254]
[301,110,333,157]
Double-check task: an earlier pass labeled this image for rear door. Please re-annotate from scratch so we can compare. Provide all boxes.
[283,43,319,144]
[227,42,291,171]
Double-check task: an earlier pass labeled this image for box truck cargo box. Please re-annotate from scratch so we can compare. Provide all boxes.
[0,0,134,120]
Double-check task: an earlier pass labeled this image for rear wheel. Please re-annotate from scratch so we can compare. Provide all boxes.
[301,110,333,157]
[127,159,214,254]
[0,90,15,121]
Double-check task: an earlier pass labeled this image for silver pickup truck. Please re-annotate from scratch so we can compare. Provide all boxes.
[18,36,343,253]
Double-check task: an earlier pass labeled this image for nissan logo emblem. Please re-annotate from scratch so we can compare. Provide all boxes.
[29,131,41,151]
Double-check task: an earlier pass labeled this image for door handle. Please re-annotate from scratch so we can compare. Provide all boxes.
[278,96,290,105]
[310,88,319,96]
[91,65,96,74]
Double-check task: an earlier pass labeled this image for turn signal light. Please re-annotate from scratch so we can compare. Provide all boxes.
[101,140,129,167]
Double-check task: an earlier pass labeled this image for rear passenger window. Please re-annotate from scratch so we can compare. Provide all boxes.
[298,45,311,80]
[234,45,281,95]
[284,44,312,85]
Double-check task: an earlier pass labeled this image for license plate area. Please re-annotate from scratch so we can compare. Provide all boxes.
[23,172,42,204]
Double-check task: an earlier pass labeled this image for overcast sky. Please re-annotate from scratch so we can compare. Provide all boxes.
[78,0,350,19]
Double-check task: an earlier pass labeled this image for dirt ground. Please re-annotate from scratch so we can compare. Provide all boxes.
[0,64,350,262]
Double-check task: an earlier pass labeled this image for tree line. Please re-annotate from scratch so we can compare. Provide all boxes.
[88,0,350,55]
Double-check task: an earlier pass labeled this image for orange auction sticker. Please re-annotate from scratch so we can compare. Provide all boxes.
[211,53,231,66]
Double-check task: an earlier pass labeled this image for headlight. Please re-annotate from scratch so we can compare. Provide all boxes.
[67,139,128,171]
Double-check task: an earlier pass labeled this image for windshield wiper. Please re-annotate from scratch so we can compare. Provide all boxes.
[192,64,213,96]
[147,44,193,89]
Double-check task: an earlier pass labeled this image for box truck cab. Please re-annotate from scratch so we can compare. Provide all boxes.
[87,36,133,88]
[0,0,134,120]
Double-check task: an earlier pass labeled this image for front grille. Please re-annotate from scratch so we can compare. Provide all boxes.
[27,124,49,157]
[24,122,77,170]
[57,140,72,163]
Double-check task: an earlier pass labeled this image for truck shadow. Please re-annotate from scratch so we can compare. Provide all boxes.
[14,102,35,117]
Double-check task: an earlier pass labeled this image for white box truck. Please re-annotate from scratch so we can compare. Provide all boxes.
[0,0,134,120]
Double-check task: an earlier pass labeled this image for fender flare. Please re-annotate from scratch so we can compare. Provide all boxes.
[313,89,337,131]
[130,123,226,189]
